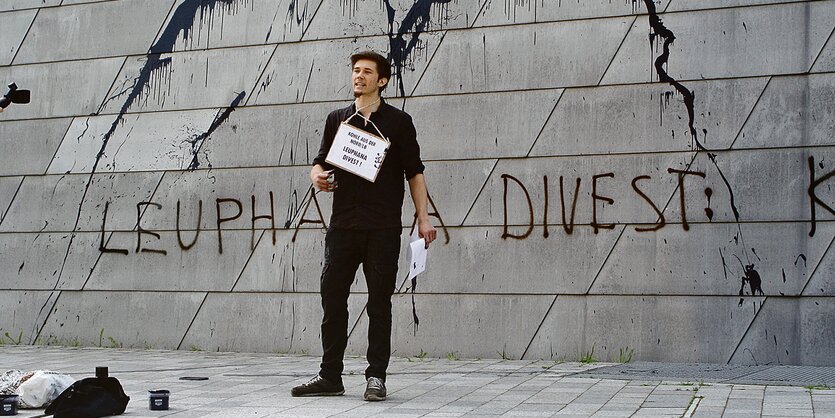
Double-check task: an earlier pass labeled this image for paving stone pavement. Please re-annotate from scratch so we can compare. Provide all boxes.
[1,346,834,417]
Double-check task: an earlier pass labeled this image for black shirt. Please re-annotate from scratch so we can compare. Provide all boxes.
[313,99,425,229]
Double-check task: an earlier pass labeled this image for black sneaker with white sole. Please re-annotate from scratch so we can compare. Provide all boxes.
[363,377,386,401]
[291,375,345,397]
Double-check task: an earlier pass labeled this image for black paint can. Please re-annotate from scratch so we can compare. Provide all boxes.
[0,394,18,416]
[148,390,169,411]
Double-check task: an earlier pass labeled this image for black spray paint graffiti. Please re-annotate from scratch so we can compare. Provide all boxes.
[383,0,452,97]
[100,193,280,256]
[71,0,252,259]
[33,0,253,344]
[808,156,835,237]
[641,1,769,305]
[97,189,449,256]
[500,169,707,239]
[186,90,246,170]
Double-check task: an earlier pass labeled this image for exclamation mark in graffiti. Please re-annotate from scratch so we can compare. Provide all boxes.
[704,187,713,221]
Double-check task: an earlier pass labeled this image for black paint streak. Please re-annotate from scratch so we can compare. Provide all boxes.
[187,91,246,170]
[641,0,765,303]
[34,0,250,344]
[642,0,741,223]
[808,156,835,237]
[794,254,807,267]
[383,0,452,97]
[719,248,729,281]
[73,0,249,258]
[704,187,713,221]
[286,0,309,34]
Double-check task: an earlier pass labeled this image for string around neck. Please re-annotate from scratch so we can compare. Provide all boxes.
[346,97,387,141]
[353,97,380,119]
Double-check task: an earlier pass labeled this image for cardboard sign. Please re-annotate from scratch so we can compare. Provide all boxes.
[325,122,390,182]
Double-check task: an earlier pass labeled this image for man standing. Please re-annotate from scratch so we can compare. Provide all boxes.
[291,51,436,401]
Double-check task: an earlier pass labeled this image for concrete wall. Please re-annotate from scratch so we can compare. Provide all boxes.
[1,0,833,366]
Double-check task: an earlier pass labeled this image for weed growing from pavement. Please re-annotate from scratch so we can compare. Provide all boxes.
[3,331,23,345]
[580,345,597,364]
[616,347,634,363]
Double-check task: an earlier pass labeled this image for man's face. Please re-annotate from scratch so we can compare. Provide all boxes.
[352,59,386,97]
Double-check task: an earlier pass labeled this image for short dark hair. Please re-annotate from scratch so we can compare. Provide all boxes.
[350,51,391,91]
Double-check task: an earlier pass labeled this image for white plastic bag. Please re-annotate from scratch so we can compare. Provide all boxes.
[17,371,75,408]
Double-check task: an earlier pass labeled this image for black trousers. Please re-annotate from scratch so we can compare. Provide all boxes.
[318,227,401,384]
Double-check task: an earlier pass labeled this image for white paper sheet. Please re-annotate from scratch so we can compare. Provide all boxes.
[408,231,427,280]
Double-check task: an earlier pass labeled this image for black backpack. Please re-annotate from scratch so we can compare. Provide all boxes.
[44,376,129,418]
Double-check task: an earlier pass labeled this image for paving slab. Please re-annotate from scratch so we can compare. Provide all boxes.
[0,346,831,417]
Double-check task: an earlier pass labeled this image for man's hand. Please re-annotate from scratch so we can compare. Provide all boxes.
[310,164,336,192]
[418,219,436,248]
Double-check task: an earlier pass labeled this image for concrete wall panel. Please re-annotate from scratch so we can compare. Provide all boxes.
[195,102,340,169]
[85,230,257,292]
[349,294,554,359]
[671,148,835,223]
[590,223,835,296]
[231,228,326,293]
[0,291,57,345]
[101,46,273,114]
[414,17,633,95]
[48,110,221,174]
[405,90,562,160]
[0,172,162,232]
[0,231,103,290]
[141,167,309,231]
[474,0,672,27]
[667,0,810,13]
[0,0,831,365]
[304,0,481,39]
[797,297,835,365]
[0,177,22,223]
[407,226,620,295]
[180,292,367,354]
[811,28,835,72]
[530,78,768,157]
[526,295,764,363]
[802,238,835,296]
[152,0,316,52]
[0,9,36,65]
[251,34,441,104]
[464,153,690,227]
[602,3,835,85]
[0,118,71,176]
[14,0,174,64]
[416,159,496,227]
[0,1,60,12]
[0,58,124,120]
[730,297,835,366]
[734,74,835,149]
[38,291,204,350]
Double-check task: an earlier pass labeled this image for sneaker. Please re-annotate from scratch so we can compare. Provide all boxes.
[291,375,344,397]
[363,377,386,401]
